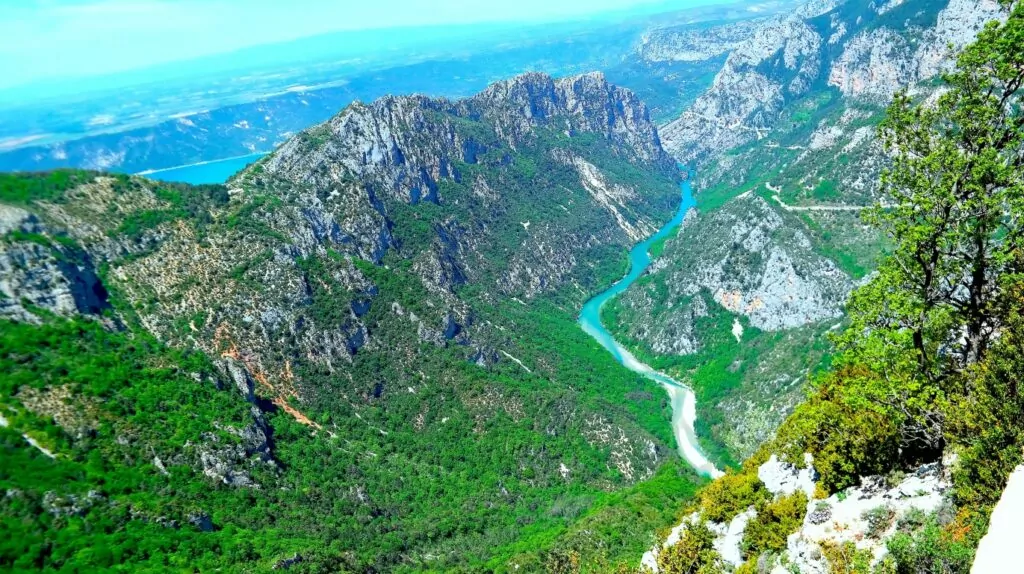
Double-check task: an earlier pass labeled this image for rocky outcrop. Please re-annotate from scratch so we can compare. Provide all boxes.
[0,204,108,323]
[828,28,917,100]
[637,19,763,63]
[646,455,953,573]
[776,460,950,573]
[264,72,675,197]
[916,0,1007,80]
[616,194,851,339]
[660,11,825,163]
[829,0,1007,100]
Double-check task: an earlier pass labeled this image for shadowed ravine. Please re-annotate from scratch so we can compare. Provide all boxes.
[578,175,723,479]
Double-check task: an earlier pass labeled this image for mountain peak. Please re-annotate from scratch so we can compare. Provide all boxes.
[256,71,674,208]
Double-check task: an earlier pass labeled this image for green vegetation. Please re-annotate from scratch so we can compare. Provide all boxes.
[821,541,874,574]
[0,80,694,572]
[0,170,100,205]
[605,288,835,468]
[509,460,704,572]
[655,520,724,574]
[696,471,769,523]
[0,249,700,573]
[741,490,808,558]
[883,511,979,574]
[0,318,266,572]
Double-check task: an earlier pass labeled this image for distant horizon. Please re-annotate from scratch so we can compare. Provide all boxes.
[0,0,737,92]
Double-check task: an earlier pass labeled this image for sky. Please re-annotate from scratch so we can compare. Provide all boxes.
[0,0,728,90]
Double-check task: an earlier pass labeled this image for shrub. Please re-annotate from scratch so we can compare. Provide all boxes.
[886,513,977,574]
[946,284,1024,511]
[741,491,808,559]
[657,521,726,574]
[698,471,770,523]
[862,505,895,539]
[821,541,873,574]
[772,366,901,493]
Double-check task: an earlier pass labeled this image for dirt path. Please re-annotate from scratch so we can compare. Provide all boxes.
[766,182,869,212]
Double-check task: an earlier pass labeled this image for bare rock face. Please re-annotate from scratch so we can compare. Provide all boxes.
[828,28,917,100]
[829,0,1007,100]
[0,204,108,322]
[264,72,675,198]
[916,0,1007,79]
[616,194,851,342]
[661,0,1008,165]
[660,13,824,163]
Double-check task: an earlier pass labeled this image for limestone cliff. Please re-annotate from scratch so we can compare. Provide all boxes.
[660,0,1005,165]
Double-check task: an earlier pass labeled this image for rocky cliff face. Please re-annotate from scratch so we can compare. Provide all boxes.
[645,454,955,573]
[659,2,833,163]
[660,0,1004,165]
[616,194,851,343]
[606,193,850,462]
[0,204,108,323]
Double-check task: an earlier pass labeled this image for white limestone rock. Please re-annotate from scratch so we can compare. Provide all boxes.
[759,453,818,498]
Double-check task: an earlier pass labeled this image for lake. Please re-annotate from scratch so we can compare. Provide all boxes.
[139,152,268,185]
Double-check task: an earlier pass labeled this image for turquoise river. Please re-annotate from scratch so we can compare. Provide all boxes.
[578,177,722,478]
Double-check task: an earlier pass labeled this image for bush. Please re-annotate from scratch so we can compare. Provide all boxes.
[697,471,770,523]
[741,491,808,559]
[0,169,95,204]
[656,520,725,574]
[862,505,895,539]
[772,366,901,493]
[886,513,977,574]
[946,285,1024,511]
[821,541,873,574]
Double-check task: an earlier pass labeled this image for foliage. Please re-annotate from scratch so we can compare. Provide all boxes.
[508,460,704,573]
[835,2,1024,456]
[656,520,725,574]
[0,170,99,205]
[820,541,874,574]
[0,317,268,572]
[885,512,979,574]
[741,491,808,559]
[770,366,901,493]
[862,505,896,539]
[696,471,769,523]
[946,282,1024,510]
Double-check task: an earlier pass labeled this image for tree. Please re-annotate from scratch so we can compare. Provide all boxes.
[837,0,1024,453]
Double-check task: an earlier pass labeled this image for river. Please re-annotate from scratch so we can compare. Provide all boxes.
[578,177,723,479]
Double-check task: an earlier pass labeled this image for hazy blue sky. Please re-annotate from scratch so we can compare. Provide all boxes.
[0,0,727,89]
